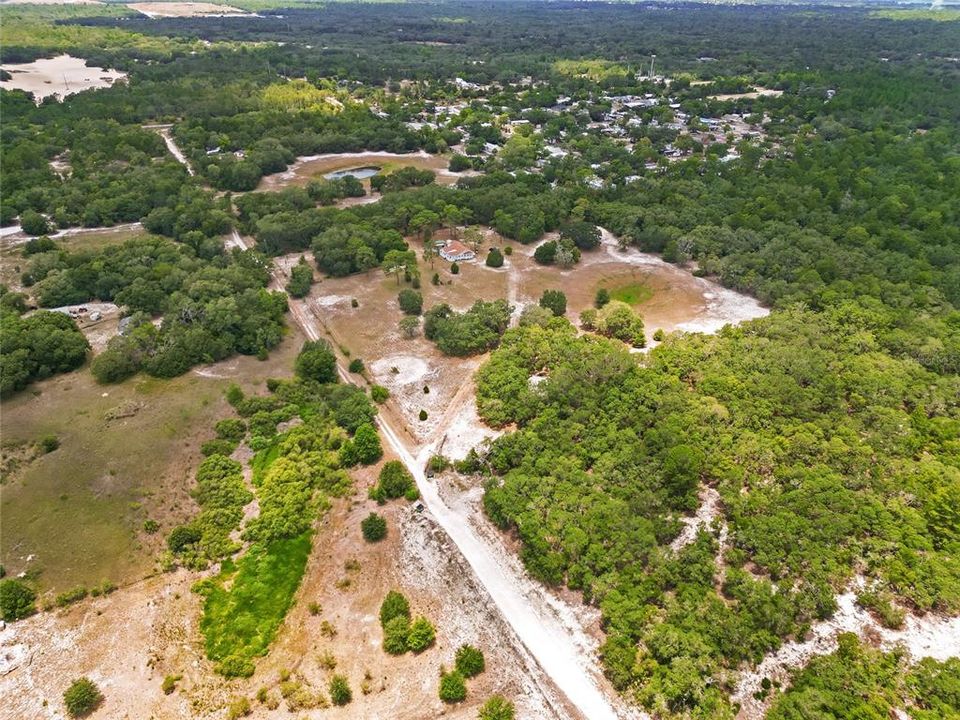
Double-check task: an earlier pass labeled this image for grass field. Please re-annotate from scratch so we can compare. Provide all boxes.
[198,532,313,676]
[0,329,303,594]
[607,281,654,306]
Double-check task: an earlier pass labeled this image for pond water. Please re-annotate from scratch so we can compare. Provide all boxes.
[324,166,381,181]
[0,54,126,103]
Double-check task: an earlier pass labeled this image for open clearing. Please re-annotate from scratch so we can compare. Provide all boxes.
[127,2,249,18]
[0,54,126,103]
[0,329,304,595]
[256,151,462,193]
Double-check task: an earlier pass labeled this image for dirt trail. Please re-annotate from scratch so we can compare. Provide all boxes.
[145,124,195,176]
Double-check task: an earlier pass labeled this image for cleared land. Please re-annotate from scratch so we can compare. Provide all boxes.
[0,54,126,102]
[127,2,248,18]
[0,330,305,594]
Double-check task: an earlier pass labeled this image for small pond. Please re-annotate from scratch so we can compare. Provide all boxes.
[323,166,381,181]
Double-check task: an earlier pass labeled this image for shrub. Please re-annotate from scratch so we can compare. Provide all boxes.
[348,358,365,374]
[449,154,472,172]
[419,409,428,421]
[227,697,251,719]
[653,328,665,342]
[379,590,410,626]
[370,385,389,403]
[455,644,486,678]
[539,289,567,317]
[329,674,352,706]
[215,418,247,442]
[486,248,504,268]
[63,677,103,718]
[383,615,410,655]
[431,272,441,285]
[439,671,467,703]
[361,513,387,542]
[503,245,513,256]
[39,434,60,453]
[161,674,181,695]
[351,298,359,308]
[55,586,89,607]
[342,423,383,466]
[216,655,255,678]
[143,519,160,534]
[0,578,36,621]
[201,439,237,457]
[371,461,415,502]
[20,209,51,237]
[407,616,436,653]
[167,524,202,553]
[478,695,516,720]
[595,300,645,347]
[450,262,460,275]
[398,288,423,315]
[286,259,314,298]
[595,287,610,308]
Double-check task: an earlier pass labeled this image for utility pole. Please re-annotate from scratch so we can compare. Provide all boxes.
[650,54,656,78]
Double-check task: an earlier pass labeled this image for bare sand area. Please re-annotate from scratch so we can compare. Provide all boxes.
[0,54,126,103]
[127,2,248,18]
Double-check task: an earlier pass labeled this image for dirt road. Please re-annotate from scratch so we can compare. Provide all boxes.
[258,248,636,720]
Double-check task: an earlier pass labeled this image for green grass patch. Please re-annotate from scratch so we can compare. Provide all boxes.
[607,282,654,306]
[197,532,313,677]
[870,9,960,22]
[251,441,282,486]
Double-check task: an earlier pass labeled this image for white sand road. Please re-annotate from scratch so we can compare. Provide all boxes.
[255,242,635,720]
[143,124,195,175]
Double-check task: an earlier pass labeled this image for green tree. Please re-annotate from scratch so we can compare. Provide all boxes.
[361,513,387,542]
[486,248,504,268]
[398,288,423,315]
[0,579,36,621]
[539,290,567,317]
[407,616,436,653]
[455,644,486,678]
[63,677,103,718]
[295,340,337,383]
[383,615,410,655]
[439,671,467,703]
[379,590,410,626]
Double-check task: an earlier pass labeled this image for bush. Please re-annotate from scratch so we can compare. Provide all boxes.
[595,287,610,308]
[55,586,89,607]
[370,385,389,403]
[595,300,645,347]
[161,674,181,695]
[419,409,428,421]
[226,697,251,719]
[431,272,441,285]
[329,674,352,706]
[20,209,51,237]
[407,616,436,653]
[361,513,387,542]
[286,259,314,298]
[539,289,567,317]
[486,248,504,268]
[380,590,410,626]
[342,423,382,466]
[0,578,36,621]
[455,644,486,678]
[449,154,472,172]
[653,328,665,342]
[143,519,160,534]
[503,245,513,256]
[371,461,415,502]
[478,695,516,720]
[295,340,337,383]
[167,524,202,553]
[383,615,410,654]
[398,288,423,315]
[439,671,467,703]
[450,262,460,275]
[216,655,255,678]
[215,418,247,442]
[39,434,60,453]
[63,677,103,718]
[348,358,365,374]
[201,439,236,457]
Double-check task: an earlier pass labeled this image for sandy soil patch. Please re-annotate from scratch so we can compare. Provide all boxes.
[0,54,126,103]
[733,576,960,719]
[38,301,121,353]
[127,2,248,18]
[708,87,784,101]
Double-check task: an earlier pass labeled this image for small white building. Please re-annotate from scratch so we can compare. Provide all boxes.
[438,240,476,262]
